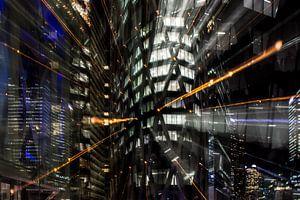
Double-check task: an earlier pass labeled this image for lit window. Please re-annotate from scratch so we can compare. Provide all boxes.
[150,65,170,77]
[171,175,178,185]
[154,81,166,92]
[133,74,143,89]
[103,65,110,70]
[179,65,195,79]
[135,47,141,58]
[182,34,191,47]
[104,112,109,116]
[144,135,149,144]
[150,48,170,62]
[178,49,194,64]
[136,138,141,148]
[147,117,154,127]
[135,92,140,103]
[163,114,186,125]
[132,59,143,75]
[163,17,184,27]
[184,83,192,92]
[143,85,152,97]
[154,33,165,45]
[124,75,130,87]
[168,80,180,91]
[168,32,179,42]
[143,38,149,49]
[140,24,150,37]
[169,131,178,141]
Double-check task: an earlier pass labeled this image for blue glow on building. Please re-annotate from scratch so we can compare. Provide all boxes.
[42,4,65,37]
[25,151,37,162]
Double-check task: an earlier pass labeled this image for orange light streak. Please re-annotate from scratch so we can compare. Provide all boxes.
[157,40,283,112]
[21,128,126,190]
[174,160,207,200]
[0,42,70,81]
[90,117,138,125]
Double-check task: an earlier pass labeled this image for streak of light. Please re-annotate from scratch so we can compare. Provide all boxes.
[157,40,283,112]
[173,160,207,200]
[90,116,138,125]
[100,0,124,65]
[20,128,126,191]
[40,0,83,48]
[207,95,293,110]
[0,42,70,81]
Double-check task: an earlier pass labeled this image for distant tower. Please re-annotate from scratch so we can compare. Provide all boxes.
[288,91,300,167]
[289,91,300,198]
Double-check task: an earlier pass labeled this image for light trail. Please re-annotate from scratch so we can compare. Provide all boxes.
[207,95,293,110]
[90,116,138,125]
[40,0,83,48]
[0,42,70,81]
[20,128,126,190]
[157,40,283,112]
[173,160,207,200]
[100,0,124,65]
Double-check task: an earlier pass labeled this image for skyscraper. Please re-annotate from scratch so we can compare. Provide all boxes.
[109,1,208,199]
[289,91,300,198]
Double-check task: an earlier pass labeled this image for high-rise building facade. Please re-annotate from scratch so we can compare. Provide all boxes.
[109,1,208,199]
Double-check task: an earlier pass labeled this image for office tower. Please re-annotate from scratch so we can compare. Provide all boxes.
[289,92,300,166]
[109,1,208,199]
[289,91,300,198]
[245,167,262,199]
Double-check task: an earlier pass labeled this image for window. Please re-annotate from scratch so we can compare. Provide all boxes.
[143,38,149,49]
[142,101,153,113]
[168,80,180,91]
[133,74,143,89]
[155,132,167,142]
[179,65,195,79]
[123,90,128,102]
[132,59,143,75]
[163,114,186,125]
[135,92,140,103]
[124,75,130,87]
[169,131,178,141]
[143,85,152,97]
[182,34,191,47]
[144,134,149,144]
[184,83,192,92]
[147,117,154,127]
[168,32,179,42]
[150,65,170,77]
[150,48,170,62]
[136,138,141,148]
[140,24,150,37]
[153,33,165,45]
[135,47,141,58]
[178,49,194,64]
[163,17,184,27]
[154,81,166,92]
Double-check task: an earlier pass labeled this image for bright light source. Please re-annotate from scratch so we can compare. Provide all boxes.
[164,148,171,153]
[104,112,109,116]
[103,65,110,70]
[216,31,226,35]
[171,156,179,162]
